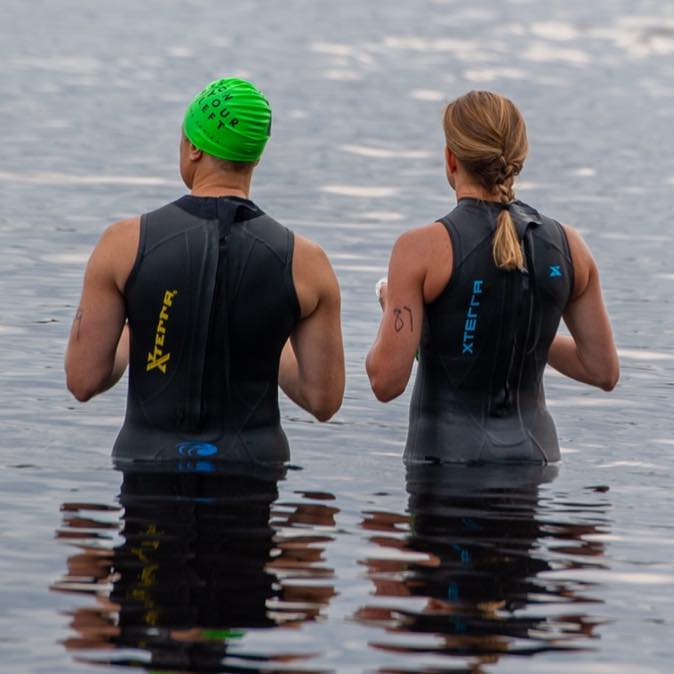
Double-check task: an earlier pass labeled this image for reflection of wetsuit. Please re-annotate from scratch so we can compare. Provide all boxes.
[395,463,599,656]
[406,198,573,463]
[116,468,280,611]
[114,196,300,463]
[52,463,337,671]
[111,464,282,671]
[405,463,557,617]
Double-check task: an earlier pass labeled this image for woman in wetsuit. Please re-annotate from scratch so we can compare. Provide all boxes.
[366,91,619,463]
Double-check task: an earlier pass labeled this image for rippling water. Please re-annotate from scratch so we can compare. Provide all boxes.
[1,0,674,672]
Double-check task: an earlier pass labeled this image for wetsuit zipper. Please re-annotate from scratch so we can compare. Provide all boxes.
[492,235,531,418]
[204,200,234,425]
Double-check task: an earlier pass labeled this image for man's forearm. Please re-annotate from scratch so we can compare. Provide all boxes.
[278,340,309,410]
[98,324,130,394]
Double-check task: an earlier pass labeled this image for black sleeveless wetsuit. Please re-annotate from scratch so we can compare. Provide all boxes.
[406,198,573,464]
[113,196,300,464]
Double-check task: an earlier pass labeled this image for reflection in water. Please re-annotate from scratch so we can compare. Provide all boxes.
[52,463,337,672]
[356,464,611,671]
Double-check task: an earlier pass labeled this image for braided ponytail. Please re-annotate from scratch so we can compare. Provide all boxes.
[492,159,524,270]
[443,91,528,271]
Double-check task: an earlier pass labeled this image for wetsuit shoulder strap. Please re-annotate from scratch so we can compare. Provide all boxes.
[536,213,575,308]
[125,203,198,295]
[438,214,462,274]
[239,211,299,319]
[438,207,492,275]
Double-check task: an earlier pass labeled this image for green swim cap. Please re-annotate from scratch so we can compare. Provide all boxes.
[183,78,271,163]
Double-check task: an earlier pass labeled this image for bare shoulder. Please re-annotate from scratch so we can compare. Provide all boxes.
[393,221,449,254]
[292,233,339,318]
[390,222,452,302]
[560,223,596,300]
[95,216,140,250]
[293,232,331,267]
[292,233,335,286]
[90,217,141,292]
[391,221,451,272]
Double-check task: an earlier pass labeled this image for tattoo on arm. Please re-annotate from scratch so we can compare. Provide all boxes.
[404,306,413,332]
[74,308,83,340]
[393,306,414,333]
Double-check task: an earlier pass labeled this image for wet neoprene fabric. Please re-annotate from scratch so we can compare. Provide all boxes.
[405,198,573,464]
[113,196,300,464]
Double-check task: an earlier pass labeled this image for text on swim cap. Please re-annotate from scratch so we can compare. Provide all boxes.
[197,88,240,130]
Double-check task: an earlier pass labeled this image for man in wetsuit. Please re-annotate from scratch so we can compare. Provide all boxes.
[65,78,344,463]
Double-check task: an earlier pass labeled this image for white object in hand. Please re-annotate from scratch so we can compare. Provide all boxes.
[375,277,387,301]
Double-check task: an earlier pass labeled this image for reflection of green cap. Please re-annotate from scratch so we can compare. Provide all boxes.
[183,78,271,163]
[200,628,246,641]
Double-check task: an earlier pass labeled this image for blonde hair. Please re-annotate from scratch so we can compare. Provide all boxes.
[443,91,528,270]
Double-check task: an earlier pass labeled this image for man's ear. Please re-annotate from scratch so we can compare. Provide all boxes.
[189,144,203,161]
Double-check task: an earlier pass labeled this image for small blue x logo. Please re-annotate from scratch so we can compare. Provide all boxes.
[549,265,562,278]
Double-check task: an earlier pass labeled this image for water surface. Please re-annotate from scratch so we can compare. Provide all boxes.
[1,0,673,672]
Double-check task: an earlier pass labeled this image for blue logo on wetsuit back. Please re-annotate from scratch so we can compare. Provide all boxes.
[549,265,562,278]
[462,279,483,355]
[176,442,219,458]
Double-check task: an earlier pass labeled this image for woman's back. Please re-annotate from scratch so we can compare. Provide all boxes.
[406,198,573,463]
[366,89,618,465]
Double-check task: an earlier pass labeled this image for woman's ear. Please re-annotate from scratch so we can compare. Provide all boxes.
[444,146,458,175]
[444,146,458,189]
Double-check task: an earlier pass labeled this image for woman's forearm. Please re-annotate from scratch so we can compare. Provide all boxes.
[547,334,617,391]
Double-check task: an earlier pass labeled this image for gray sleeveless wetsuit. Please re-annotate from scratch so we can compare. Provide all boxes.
[113,196,300,465]
[405,198,573,464]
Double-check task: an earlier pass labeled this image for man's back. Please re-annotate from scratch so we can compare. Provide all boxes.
[115,195,300,463]
[65,77,344,461]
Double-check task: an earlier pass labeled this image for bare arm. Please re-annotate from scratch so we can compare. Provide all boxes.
[278,235,344,421]
[65,219,139,401]
[366,225,447,402]
[547,225,619,391]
